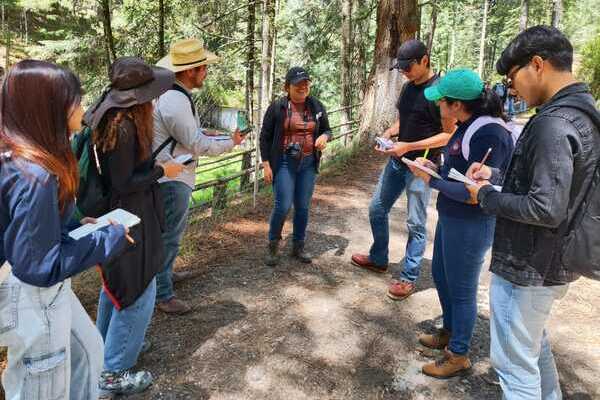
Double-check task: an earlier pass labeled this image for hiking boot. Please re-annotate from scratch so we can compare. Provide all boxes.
[351,254,388,273]
[156,297,191,315]
[172,270,193,283]
[292,241,312,264]
[265,240,280,266]
[422,349,472,379]
[387,280,416,300]
[98,369,153,398]
[419,328,451,350]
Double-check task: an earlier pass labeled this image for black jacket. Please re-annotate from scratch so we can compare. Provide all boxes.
[98,116,166,309]
[479,83,600,286]
[259,96,332,177]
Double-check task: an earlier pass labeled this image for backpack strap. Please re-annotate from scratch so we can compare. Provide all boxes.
[461,116,510,160]
[153,83,197,157]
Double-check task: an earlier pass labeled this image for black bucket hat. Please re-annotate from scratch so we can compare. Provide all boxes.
[85,57,175,130]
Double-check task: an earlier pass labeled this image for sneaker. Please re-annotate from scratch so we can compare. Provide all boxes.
[350,254,388,273]
[422,349,472,379]
[419,328,451,350]
[387,280,416,300]
[99,369,153,398]
[156,297,191,315]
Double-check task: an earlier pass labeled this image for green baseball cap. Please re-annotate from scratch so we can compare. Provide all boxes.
[424,69,484,101]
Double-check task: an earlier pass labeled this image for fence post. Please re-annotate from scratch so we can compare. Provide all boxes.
[212,181,228,216]
[240,151,252,191]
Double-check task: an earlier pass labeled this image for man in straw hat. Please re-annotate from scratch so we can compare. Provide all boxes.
[152,38,244,314]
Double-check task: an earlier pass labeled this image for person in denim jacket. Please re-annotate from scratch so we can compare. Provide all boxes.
[0,60,130,400]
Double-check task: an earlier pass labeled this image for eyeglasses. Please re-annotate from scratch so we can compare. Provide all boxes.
[502,62,528,90]
[400,59,418,73]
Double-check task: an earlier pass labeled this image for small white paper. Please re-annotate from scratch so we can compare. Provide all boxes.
[69,209,141,240]
[448,168,501,192]
[375,137,394,150]
[401,157,442,179]
[173,154,193,164]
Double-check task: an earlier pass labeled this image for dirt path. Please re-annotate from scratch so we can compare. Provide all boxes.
[73,151,598,400]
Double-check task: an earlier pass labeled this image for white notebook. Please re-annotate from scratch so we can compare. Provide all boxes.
[69,209,141,240]
[448,168,502,192]
[401,157,442,179]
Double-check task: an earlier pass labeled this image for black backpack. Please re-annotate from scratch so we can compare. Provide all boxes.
[72,126,110,219]
[556,101,600,280]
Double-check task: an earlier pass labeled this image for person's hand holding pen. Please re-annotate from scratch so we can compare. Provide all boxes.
[466,147,493,182]
[465,147,493,204]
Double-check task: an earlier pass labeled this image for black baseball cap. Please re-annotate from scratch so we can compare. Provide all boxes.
[390,39,428,71]
[285,66,311,85]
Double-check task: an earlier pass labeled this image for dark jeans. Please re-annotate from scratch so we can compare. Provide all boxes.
[432,212,495,355]
[268,154,317,242]
[368,158,430,282]
[155,181,193,303]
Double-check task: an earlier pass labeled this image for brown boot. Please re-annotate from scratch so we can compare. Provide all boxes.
[418,328,451,350]
[156,297,191,315]
[422,349,471,379]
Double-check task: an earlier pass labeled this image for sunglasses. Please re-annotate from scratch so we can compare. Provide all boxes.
[400,59,418,73]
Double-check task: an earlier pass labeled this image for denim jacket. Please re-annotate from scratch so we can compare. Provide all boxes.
[478,83,600,286]
[0,155,128,287]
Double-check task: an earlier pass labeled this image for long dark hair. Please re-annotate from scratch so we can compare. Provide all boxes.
[445,88,509,122]
[93,101,154,162]
[0,60,82,213]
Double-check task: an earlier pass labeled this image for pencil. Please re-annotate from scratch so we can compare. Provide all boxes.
[423,148,430,159]
[480,147,492,166]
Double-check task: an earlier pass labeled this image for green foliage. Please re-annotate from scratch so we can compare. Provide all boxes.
[580,34,600,101]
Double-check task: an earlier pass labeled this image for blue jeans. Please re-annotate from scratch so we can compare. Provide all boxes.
[431,213,495,355]
[156,181,193,303]
[96,279,156,372]
[268,155,317,242]
[0,275,104,400]
[490,274,568,400]
[368,158,430,281]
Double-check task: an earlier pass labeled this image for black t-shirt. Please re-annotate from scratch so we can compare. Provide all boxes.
[396,74,443,160]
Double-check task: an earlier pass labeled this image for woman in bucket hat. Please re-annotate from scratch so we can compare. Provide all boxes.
[84,57,184,397]
[406,69,514,378]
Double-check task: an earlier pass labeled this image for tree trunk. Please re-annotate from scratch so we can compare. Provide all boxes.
[100,0,117,70]
[354,0,370,99]
[551,0,562,27]
[519,0,528,32]
[245,0,256,124]
[358,0,419,138]
[23,8,28,45]
[477,0,489,77]
[257,0,273,138]
[158,0,166,57]
[340,0,353,142]
[268,0,279,102]
[426,4,437,53]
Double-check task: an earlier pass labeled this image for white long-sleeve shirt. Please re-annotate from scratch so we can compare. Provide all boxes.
[152,84,234,189]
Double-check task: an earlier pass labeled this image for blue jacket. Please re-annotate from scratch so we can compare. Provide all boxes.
[0,155,128,287]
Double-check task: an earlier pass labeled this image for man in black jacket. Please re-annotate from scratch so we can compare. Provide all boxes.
[466,26,600,400]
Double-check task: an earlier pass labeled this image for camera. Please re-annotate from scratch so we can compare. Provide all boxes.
[285,142,302,159]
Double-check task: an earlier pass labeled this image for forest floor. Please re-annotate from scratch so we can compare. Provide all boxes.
[2,148,598,400]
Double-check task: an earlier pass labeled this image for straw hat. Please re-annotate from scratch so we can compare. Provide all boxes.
[157,38,220,73]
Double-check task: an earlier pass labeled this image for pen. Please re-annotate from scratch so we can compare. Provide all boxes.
[480,147,492,166]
